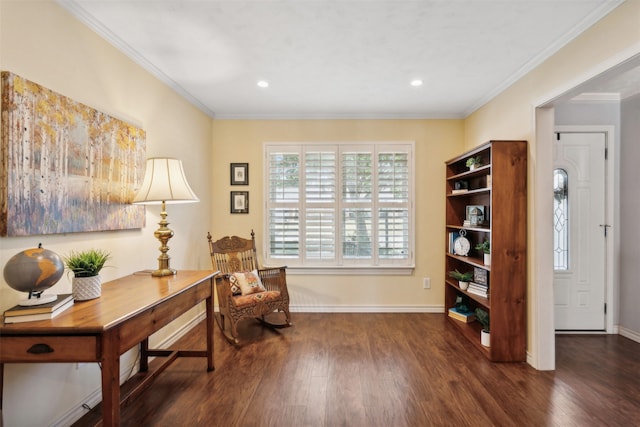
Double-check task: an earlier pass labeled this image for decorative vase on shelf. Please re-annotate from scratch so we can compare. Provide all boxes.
[481,329,491,347]
[484,253,491,266]
[459,281,469,290]
[72,275,102,301]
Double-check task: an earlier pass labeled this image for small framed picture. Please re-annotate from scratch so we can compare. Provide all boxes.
[230,163,249,185]
[230,191,249,214]
[474,267,489,286]
[466,205,486,226]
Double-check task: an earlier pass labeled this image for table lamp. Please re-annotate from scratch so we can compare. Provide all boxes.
[133,157,199,276]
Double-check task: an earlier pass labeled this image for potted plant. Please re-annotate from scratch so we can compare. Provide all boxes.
[448,269,473,290]
[475,307,490,347]
[465,156,482,170]
[64,249,111,301]
[476,239,490,266]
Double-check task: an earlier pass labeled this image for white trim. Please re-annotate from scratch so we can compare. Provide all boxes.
[287,305,444,313]
[214,112,464,120]
[533,106,557,371]
[274,266,414,276]
[570,93,621,102]
[534,43,640,108]
[619,326,640,344]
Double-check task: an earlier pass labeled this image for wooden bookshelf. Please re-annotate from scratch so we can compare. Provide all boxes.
[444,140,527,362]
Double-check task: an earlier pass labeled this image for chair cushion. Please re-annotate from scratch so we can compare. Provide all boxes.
[230,269,266,296]
[232,290,281,308]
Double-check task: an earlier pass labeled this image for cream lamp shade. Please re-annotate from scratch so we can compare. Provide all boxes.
[133,157,199,276]
[133,157,199,204]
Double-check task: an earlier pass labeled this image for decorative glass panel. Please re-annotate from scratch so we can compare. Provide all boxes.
[553,168,569,270]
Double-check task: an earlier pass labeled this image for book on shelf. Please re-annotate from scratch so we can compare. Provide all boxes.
[467,284,489,298]
[3,294,73,317]
[467,289,489,298]
[448,231,460,254]
[468,282,488,291]
[3,296,74,323]
[448,307,476,323]
[451,189,468,195]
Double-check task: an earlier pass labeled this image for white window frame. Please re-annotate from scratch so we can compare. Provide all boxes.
[263,141,415,275]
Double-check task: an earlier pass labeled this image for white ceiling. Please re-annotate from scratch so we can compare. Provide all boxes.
[59,0,629,119]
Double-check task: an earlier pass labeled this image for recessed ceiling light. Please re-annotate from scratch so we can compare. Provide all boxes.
[257,80,269,88]
[410,79,423,87]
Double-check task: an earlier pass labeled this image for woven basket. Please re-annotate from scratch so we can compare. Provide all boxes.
[72,275,102,301]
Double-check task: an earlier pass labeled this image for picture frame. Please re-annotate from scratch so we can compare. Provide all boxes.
[230,163,249,185]
[466,205,487,226]
[230,191,249,214]
[474,267,489,285]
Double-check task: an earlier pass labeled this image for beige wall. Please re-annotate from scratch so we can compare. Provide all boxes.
[211,119,463,309]
[0,1,212,425]
[464,0,640,368]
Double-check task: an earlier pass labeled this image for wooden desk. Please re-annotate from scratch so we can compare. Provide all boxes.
[0,270,217,427]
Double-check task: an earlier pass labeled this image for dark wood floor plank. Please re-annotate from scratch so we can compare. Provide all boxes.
[72,313,640,426]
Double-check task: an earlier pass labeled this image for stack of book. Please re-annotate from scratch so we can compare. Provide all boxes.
[3,294,74,323]
[448,306,476,323]
[467,282,489,298]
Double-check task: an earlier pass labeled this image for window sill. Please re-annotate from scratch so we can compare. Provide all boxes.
[263,265,415,276]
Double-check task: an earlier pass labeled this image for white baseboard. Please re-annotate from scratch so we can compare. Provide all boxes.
[619,326,640,343]
[288,304,445,313]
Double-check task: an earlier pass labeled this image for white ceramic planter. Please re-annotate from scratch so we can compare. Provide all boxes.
[481,329,491,347]
[484,253,491,266]
[72,275,102,301]
[459,281,469,290]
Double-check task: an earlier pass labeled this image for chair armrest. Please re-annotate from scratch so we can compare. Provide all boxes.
[258,267,288,292]
[214,274,233,309]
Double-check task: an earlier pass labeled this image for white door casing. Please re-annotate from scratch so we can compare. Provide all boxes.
[553,131,607,330]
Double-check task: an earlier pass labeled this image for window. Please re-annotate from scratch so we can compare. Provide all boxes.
[265,142,414,271]
[553,168,569,270]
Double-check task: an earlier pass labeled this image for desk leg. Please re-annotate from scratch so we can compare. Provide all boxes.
[206,292,214,371]
[101,332,121,427]
[140,338,149,372]
[0,362,4,410]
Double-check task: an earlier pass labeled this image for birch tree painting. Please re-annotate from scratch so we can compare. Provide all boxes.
[0,72,146,236]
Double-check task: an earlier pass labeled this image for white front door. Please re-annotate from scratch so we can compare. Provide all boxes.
[553,132,607,330]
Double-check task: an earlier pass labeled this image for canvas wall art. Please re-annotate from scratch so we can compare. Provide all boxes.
[0,71,146,236]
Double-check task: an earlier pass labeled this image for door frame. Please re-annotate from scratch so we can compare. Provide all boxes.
[553,125,617,334]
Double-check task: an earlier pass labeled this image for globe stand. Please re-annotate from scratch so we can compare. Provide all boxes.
[18,290,57,306]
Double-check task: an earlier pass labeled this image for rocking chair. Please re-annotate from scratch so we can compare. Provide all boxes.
[207,230,292,344]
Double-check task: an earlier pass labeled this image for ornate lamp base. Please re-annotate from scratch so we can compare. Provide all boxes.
[152,201,177,277]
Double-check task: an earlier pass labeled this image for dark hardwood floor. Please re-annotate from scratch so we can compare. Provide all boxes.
[75,313,640,426]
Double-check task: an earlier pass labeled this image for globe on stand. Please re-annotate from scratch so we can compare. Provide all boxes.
[3,244,65,306]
